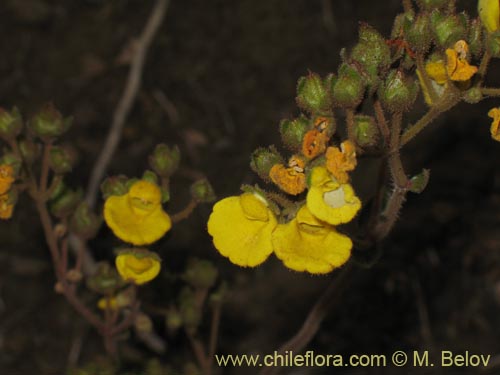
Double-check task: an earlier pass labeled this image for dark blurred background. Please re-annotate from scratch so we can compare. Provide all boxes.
[0,0,499,374]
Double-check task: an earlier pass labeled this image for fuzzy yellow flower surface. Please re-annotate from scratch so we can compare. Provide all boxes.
[207,193,277,267]
[115,251,161,285]
[272,205,352,274]
[0,194,14,220]
[445,48,477,82]
[478,0,500,33]
[488,108,500,141]
[0,164,15,195]
[325,140,357,184]
[307,166,361,225]
[104,180,171,245]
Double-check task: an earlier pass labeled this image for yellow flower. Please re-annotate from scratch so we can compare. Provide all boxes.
[445,44,478,82]
[104,180,171,245]
[207,192,277,267]
[307,166,361,225]
[488,107,500,141]
[478,0,500,33]
[269,155,306,195]
[115,249,161,285]
[0,164,15,195]
[0,194,14,220]
[97,297,118,310]
[272,205,352,274]
[325,140,357,184]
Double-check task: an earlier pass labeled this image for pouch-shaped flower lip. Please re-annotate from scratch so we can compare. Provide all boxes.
[0,164,15,195]
[445,48,477,82]
[272,205,352,274]
[307,166,361,225]
[207,192,277,267]
[115,249,161,285]
[269,157,306,196]
[104,180,171,245]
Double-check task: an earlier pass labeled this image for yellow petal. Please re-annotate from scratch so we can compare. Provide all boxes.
[307,166,361,225]
[104,183,171,245]
[478,0,500,33]
[115,253,161,285]
[272,206,352,274]
[0,164,15,195]
[445,49,478,82]
[269,164,306,195]
[207,193,277,267]
[488,107,500,141]
[425,60,448,85]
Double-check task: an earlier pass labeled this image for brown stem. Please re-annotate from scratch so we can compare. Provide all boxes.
[259,264,353,375]
[481,87,500,97]
[171,199,198,224]
[478,47,491,84]
[206,301,222,375]
[345,108,355,142]
[373,99,390,147]
[40,143,52,197]
[187,332,209,371]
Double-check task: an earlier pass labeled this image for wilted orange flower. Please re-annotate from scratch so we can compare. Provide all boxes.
[302,129,329,159]
[445,41,477,82]
[0,194,14,220]
[488,107,500,142]
[269,155,306,195]
[325,140,357,183]
[0,164,15,195]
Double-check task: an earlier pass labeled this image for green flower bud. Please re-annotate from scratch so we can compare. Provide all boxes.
[409,169,430,194]
[351,23,391,77]
[190,179,216,203]
[0,107,23,139]
[179,287,201,334]
[391,12,414,40]
[487,30,500,57]
[148,143,180,177]
[165,307,183,334]
[134,312,153,333]
[48,176,65,200]
[296,72,332,114]
[468,18,483,58]
[70,202,102,240]
[49,145,76,174]
[332,63,366,108]
[404,13,433,54]
[250,146,283,181]
[0,152,22,175]
[353,115,379,148]
[100,175,129,199]
[87,261,125,294]
[142,170,159,185]
[416,0,448,11]
[209,281,227,306]
[431,10,467,48]
[279,116,310,151]
[19,139,40,165]
[183,258,218,289]
[378,70,418,113]
[29,104,72,140]
[49,187,82,218]
[463,87,483,104]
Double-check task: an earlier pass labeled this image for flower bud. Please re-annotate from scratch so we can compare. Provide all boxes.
[142,170,159,185]
[49,187,82,218]
[166,307,183,334]
[190,179,216,203]
[183,258,218,289]
[487,30,500,57]
[250,146,283,181]
[351,23,391,77]
[409,169,430,194]
[19,139,40,165]
[468,18,483,58]
[352,115,379,148]
[332,63,366,108]
[49,145,77,174]
[149,143,180,177]
[0,107,22,139]
[431,10,467,48]
[87,262,125,294]
[0,153,22,175]
[279,115,310,151]
[70,202,101,240]
[29,104,72,141]
[100,175,128,199]
[391,12,414,40]
[296,72,332,114]
[378,70,418,113]
[404,13,433,53]
[416,0,448,11]
[463,86,483,104]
